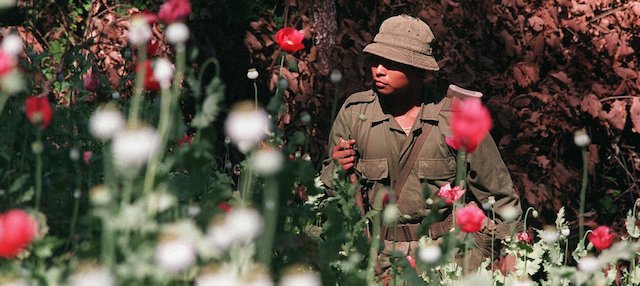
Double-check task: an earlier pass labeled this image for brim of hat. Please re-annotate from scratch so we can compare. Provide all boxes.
[363,42,439,71]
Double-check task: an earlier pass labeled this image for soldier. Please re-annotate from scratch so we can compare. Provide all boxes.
[320,14,522,283]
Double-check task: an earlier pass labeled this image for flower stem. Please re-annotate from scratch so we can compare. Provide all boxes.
[491,208,495,271]
[101,218,114,267]
[34,128,43,211]
[454,149,468,203]
[258,179,279,269]
[128,44,147,126]
[579,147,589,241]
[142,85,173,195]
[253,80,258,110]
[464,233,470,273]
[273,54,285,97]
[522,206,535,273]
[367,192,384,284]
[238,165,255,206]
[67,159,82,250]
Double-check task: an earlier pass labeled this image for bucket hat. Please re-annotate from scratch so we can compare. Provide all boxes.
[363,15,439,71]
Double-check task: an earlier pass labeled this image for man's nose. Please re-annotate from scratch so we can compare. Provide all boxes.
[375,64,386,76]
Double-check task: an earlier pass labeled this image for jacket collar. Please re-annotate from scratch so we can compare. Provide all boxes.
[369,88,444,124]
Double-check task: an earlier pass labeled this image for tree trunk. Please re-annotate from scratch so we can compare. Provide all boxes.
[310,0,337,76]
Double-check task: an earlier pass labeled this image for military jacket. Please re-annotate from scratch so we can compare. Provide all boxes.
[320,89,522,234]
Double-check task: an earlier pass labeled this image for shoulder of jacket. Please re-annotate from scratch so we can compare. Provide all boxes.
[344,90,376,107]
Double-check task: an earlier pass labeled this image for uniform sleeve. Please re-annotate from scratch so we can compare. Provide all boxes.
[466,135,523,237]
[319,103,353,190]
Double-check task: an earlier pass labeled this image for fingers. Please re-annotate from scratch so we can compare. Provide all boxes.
[332,137,358,171]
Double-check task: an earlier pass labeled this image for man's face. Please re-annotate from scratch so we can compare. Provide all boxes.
[368,56,420,96]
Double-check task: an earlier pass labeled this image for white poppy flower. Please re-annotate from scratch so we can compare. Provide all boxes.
[226,207,263,244]
[128,16,152,46]
[224,102,270,152]
[68,267,116,286]
[153,58,174,88]
[382,204,400,225]
[155,239,196,273]
[574,129,591,147]
[279,271,321,286]
[540,227,559,244]
[1,33,23,56]
[196,270,240,286]
[578,256,600,274]
[250,149,284,176]
[418,244,442,264]
[111,125,160,170]
[89,108,125,141]
[207,223,234,251]
[165,22,190,45]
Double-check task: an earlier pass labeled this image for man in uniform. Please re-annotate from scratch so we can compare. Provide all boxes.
[320,14,522,281]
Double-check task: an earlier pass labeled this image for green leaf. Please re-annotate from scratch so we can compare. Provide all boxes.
[9,174,30,194]
[626,210,640,238]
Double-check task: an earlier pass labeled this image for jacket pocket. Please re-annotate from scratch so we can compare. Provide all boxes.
[355,158,388,180]
[418,157,456,180]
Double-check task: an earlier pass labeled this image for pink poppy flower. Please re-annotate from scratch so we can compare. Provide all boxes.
[455,204,486,233]
[136,60,160,91]
[83,151,92,165]
[517,232,532,244]
[158,0,192,24]
[406,255,416,269]
[0,49,15,77]
[588,226,615,251]
[0,209,39,258]
[82,68,99,91]
[25,96,53,129]
[445,97,492,153]
[274,28,305,53]
[437,183,465,205]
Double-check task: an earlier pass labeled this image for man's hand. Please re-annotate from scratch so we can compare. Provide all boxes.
[332,138,357,171]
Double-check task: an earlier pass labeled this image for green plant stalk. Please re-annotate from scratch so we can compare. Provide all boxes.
[258,179,279,268]
[143,85,173,195]
[103,147,116,190]
[367,192,384,284]
[330,82,340,122]
[454,149,468,204]
[121,175,134,209]
[631,199,640,281]
[0,91,8,117]
[253,80,258,110]
[579,148,588,241]
[273,55,285,97]
[464,233,470,273]
[491,208,495,271]
[128,45,147,126]
[67,160,82,249]
[101,218,114,267]
[34,129,42,211]
[522,206,535,274]
[238,166,255,207]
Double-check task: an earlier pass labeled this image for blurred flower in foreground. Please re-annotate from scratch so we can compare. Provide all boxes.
[196,267,239,286]
[279,266,321,286]
[1,33,23,56]
[224,101,270,152]
[577,256,600,274]
[83,151,92,165]
[155,238,196,273]
[588,225,615,251]
[178,132,194,146]
[274,28,304,53]
[445,97,492,153]
[68,265,115,286]
[418,243,442,264]
[0,49,14,76]
[152,58,174,88]
[540,226,559,244]
[165,22,190,45]
[137,60,161,90]
[0,209,38,258]
[437,183,465,205]
[207,207,263,251]
[25,96,53,129]
[89,107,125,141]
[0,0,18,9]
[455,204,486,233]
[250,148,284,176]
[158,0,192,24]
[128,15,152,46]
[382,204,400,225]
[512,278,534,286]
[111,125,160,170]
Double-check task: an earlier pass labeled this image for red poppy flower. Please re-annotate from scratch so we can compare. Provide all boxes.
[136,60,160,91]
[274,28,305,53]
[445,97,492,153]
[517,232,532,244]
[83,151,92,165]
[406,255,416,269]
[218,202,232,213]
[437,183,465,205]
[588,226,615,251]
[178,133,194,146]
[0,50,15,77]
[25,96,53,129]
[0,209,39,258]
[158,0,192,24]
[82,68,99,91]
[455,204,486,233]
